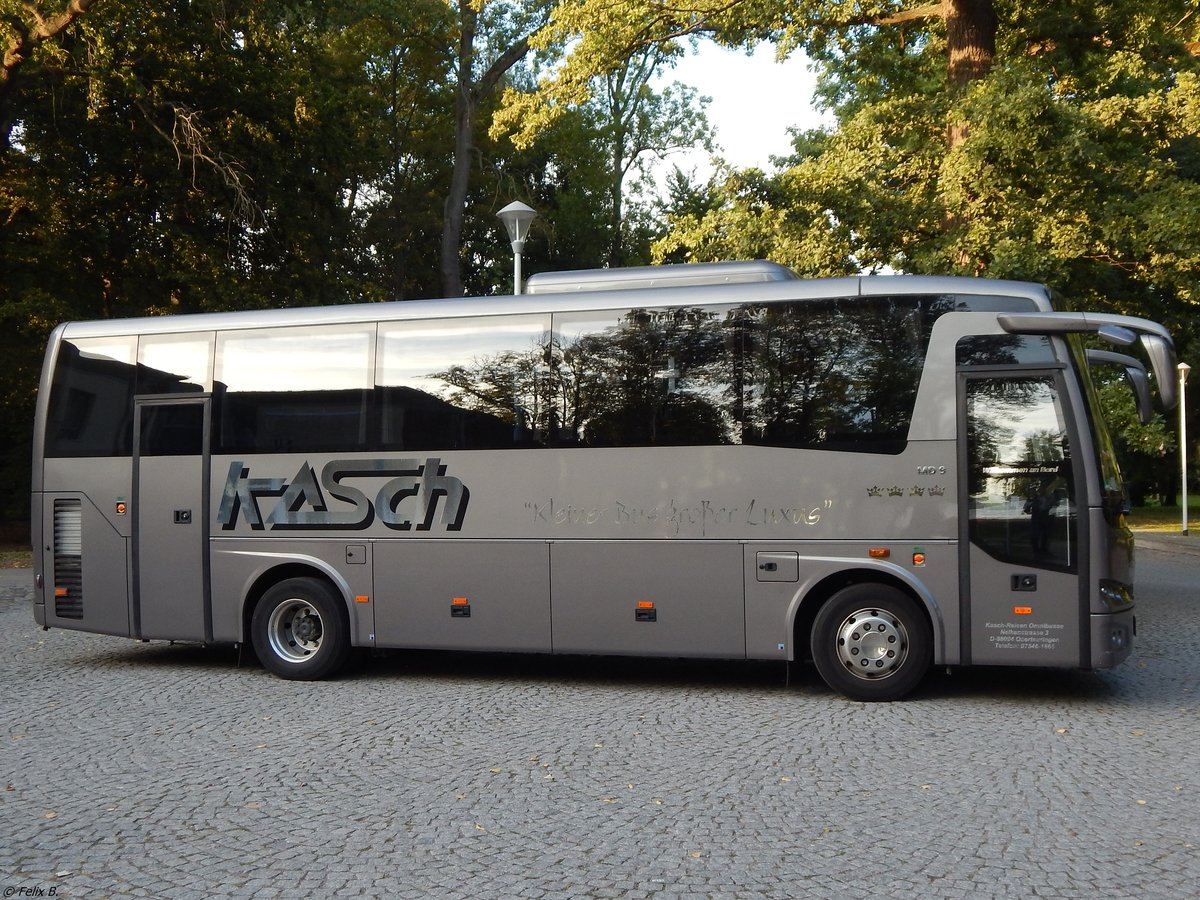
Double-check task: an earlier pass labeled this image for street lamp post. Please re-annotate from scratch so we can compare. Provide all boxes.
[1180,362,1191,535]
[496,201,537,295]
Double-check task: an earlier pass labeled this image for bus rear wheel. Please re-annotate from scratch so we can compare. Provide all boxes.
[251,577,350,680]
[810,584,931,701]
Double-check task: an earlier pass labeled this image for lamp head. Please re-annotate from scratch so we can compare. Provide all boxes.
[497,201,537,253]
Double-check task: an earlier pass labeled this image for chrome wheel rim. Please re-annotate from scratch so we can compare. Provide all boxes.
[267,598,324,663]
[834,607,909,680]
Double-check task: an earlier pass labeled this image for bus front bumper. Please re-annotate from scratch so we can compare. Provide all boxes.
[1090,609,1135,669]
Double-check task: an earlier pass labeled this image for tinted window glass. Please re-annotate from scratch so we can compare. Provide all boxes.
[45,338,137,457]
[552,307,732,447]
[139,403,205,456]
[736,297,945,453]
[966,375,1077,571]
[949,294,1039,313]
[214,325,374,454]
[138,333,213,394]
[543,296,948,452]
[378,315,550,450]
[956,334,1055,366]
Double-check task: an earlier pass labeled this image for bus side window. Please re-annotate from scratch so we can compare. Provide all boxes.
[137,333,213,395]
[45,337,137,458]
[213,324,374,454]
[377,315,551,451]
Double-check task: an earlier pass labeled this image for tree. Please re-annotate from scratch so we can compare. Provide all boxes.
[499,1,1004,147]
[510,2,1200,295]
[0,0,460,529]
[591,46,713,266]
[0,0,101,119]
[438,1,553,298]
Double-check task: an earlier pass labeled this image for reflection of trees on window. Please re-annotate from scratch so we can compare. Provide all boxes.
[379,315,551,451]
[966,414,1012,497]
[966,376,1076,571]
[430,341,553,447]
[429,297,950,453]
[47,293,1010,458]
[956,334,1055,367]
[550,307,729,446]
[1023,429,1066,463]
[737,297,946,452]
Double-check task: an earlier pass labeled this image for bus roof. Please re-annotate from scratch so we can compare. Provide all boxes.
[53,264,1055,339]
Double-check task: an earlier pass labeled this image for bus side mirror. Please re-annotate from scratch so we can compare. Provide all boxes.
[1086,349,1153,425]
[1140,334,1177,411]
[997,312,1177,410]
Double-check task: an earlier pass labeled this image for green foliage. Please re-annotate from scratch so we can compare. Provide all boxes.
[533,0,1200,494]
[0,0,708,529]
[648,3,1200,312]
[5,0,1200,527]
[1095,377,1176,505]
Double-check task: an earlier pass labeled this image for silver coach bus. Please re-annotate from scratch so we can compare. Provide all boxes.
[30,261,1177,700]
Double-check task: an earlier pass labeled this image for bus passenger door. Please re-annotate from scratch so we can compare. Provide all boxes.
[133,397,211,642]
[961,373,1083,667]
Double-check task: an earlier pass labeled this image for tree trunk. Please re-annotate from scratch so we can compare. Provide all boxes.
[944,0,997,149]
[440,2,476,299]
[438,5,539,298]
[939,0,998,269]
[608,122,626,269]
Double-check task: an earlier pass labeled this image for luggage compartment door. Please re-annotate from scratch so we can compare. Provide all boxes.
[550,541,745,657]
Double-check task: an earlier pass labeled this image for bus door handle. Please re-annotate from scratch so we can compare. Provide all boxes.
[174,509,193,524]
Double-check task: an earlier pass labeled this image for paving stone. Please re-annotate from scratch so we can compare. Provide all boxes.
[1,545,1198,897]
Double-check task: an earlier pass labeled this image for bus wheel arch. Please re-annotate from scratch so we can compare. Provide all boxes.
[796,572,934,702]
[244,567,351,680]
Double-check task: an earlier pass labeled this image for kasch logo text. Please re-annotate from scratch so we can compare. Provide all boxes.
[217,458,470,531]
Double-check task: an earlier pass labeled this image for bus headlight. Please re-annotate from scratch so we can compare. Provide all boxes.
[1099,579,1134,612]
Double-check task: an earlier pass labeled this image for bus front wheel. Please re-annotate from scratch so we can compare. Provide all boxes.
[251,577,350,680]
[810,584,931,701]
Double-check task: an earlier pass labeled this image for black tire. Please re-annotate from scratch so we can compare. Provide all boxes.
[251,577,351,680]
[810,583,932,701]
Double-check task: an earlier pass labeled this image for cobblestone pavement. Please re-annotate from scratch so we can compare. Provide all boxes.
[1,541,1197,899]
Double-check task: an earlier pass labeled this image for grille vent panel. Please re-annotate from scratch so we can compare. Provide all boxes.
[53,499,83,619]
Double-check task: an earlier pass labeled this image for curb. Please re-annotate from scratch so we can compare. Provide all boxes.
[1132,533,1200,558]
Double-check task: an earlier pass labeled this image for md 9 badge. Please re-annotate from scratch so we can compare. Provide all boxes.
[216,458,470,531]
